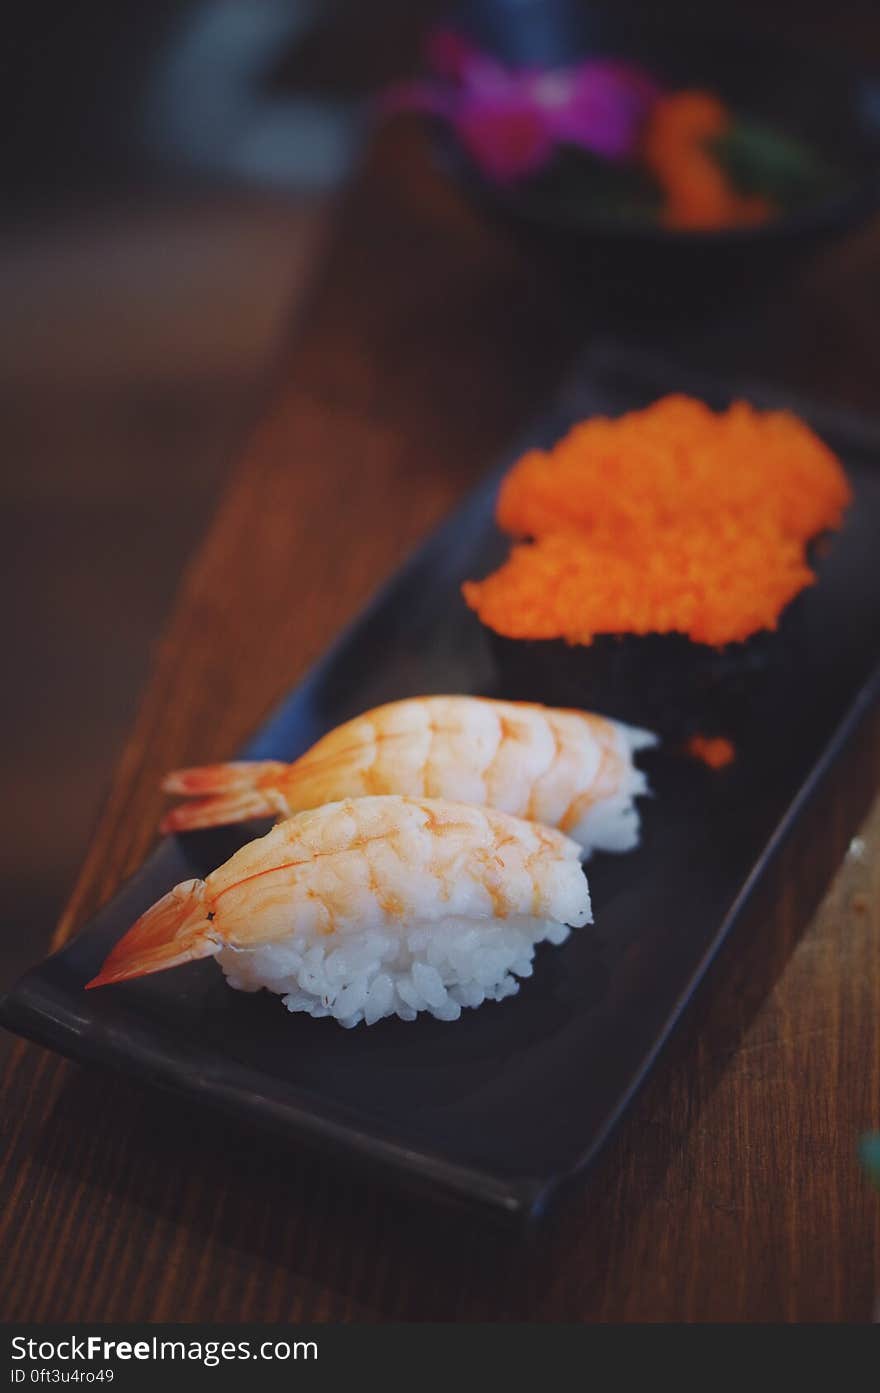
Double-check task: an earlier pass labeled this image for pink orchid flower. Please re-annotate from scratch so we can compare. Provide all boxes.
[381,27,662,183]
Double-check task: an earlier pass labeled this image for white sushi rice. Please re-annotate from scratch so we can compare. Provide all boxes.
[216,914,572,1028]
[577,780,648,855]
[572,721,657,857]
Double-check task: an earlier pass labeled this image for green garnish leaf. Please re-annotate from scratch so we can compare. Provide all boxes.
[713,118,840,207]
[859,1132,880,1189]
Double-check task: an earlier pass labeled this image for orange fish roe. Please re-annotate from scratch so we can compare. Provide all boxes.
[497,397,850,546]
[685,735,736,769]
[463,522,814,647]
[642,91,772,230]
[463,396,850,648]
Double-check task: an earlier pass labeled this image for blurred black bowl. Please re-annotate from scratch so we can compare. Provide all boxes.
[429,3,880,309]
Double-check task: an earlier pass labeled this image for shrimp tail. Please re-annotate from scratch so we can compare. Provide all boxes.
[86,879,218,989]
[160,761,289,833]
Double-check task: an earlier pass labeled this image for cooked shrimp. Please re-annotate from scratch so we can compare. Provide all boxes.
[161,695,655,856]
[87,797,592,1026]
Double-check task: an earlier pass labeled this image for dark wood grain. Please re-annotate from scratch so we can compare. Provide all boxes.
[3,109,880,1321]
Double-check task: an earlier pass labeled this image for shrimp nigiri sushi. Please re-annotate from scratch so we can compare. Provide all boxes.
[161,695,655,857]
[87,795,592,1027]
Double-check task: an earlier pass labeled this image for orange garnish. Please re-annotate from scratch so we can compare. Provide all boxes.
[642,91,772,230]
[685,735,736,769]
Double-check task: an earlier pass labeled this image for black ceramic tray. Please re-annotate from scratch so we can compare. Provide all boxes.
[3,346,879,1228]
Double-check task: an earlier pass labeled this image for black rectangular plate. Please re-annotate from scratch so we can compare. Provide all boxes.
[3,345,879,1228]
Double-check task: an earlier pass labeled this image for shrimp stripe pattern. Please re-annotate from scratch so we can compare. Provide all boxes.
[160,696,655,855]
[87,797,591,990]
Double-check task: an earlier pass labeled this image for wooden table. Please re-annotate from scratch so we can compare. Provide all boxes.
[3,108,880,1322]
